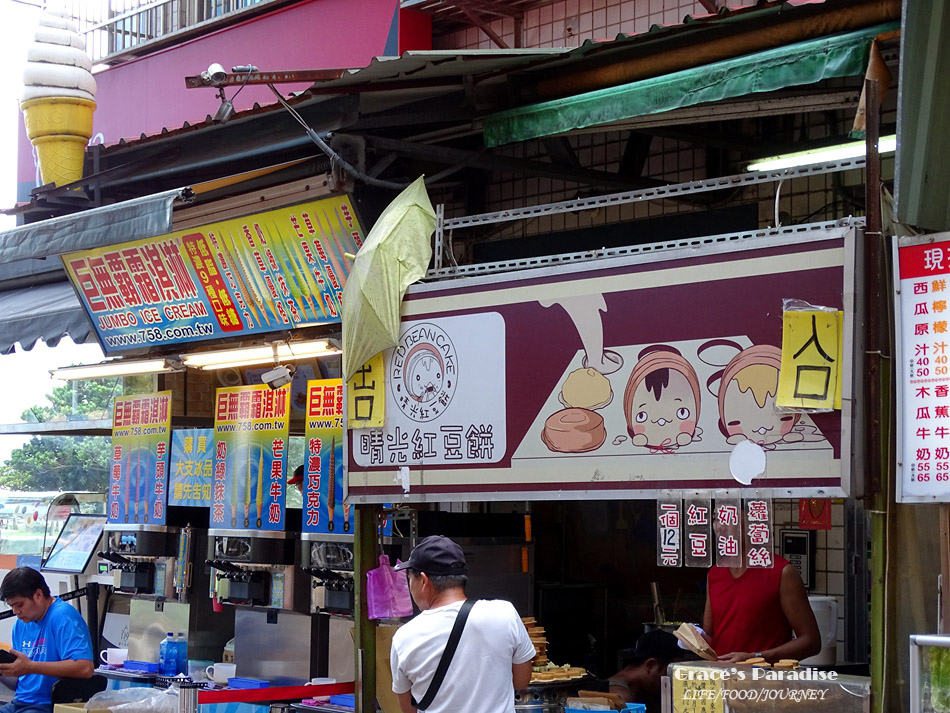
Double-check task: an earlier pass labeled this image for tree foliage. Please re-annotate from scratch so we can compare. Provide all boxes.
[0,436,110,491]
[0,376,139,492]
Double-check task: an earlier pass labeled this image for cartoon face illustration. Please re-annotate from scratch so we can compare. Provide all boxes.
[403,343,444,404]
[718,345,801,447]
[623,346,701,451]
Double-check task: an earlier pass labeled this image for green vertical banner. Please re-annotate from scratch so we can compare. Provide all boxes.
[302,379,347,534]
[110,391,172,525]
[211,384,290,530]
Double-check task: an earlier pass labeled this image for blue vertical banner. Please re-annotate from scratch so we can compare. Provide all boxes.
[302,379,347,534]
[211,385,290,530]
[110,392,172,525]
[168,429,214,507]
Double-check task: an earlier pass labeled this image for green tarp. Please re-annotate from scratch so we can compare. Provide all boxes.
[484,21,899,148]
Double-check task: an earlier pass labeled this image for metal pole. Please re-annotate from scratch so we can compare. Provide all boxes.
[909,636,921,713]
[354,504,380,713]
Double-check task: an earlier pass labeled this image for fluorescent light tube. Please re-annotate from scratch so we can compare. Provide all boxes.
[51,359,176,381]
[747,135,896,171]
[181,340,335,370]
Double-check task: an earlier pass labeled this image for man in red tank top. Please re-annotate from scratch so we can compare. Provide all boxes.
[703,554,821,664]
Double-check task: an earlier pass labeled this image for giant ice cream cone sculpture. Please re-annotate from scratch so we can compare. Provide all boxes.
[20,12,96,188]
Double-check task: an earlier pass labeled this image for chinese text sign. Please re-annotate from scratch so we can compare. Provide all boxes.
[109,392,172,525]
[63,197,365,355]
[211,385,290,530]
[303,379,350,534]
[898,239,950,500]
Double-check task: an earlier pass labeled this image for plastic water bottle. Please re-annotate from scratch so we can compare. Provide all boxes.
[176,632,188,676]
[159,632,176,676]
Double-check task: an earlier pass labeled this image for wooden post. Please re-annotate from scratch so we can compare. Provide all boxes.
[354,503,380,713]
[941,506,950,633]
[863,76,888,713]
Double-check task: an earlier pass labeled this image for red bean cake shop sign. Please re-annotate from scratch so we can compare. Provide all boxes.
[347,225,857,502]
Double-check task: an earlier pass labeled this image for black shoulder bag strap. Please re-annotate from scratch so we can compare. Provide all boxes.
[411,599,477,711]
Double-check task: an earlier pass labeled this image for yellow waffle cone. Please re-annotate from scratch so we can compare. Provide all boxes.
[31,134,88,187]
[20,97,95,186]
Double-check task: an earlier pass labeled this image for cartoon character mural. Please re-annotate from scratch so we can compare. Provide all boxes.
[714,344,810,449]
[623,346,702,452]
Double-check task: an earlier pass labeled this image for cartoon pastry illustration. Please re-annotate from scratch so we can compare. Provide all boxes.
[539,294,623,374]
[717,345,803,448]
[623,346,701,452]
[560,367,613,409]
[403,342,445,405]
[542,408,607,453]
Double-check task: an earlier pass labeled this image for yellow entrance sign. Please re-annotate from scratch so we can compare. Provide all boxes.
[347,352,386,428]
[777,310,843,410]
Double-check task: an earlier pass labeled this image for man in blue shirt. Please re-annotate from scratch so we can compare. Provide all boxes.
[0,567,93,713]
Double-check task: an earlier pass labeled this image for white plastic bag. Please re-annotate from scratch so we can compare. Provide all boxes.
[86,686,177,712]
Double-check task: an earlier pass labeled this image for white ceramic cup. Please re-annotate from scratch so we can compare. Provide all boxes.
[99,648,128,666]
[206,662,236,685]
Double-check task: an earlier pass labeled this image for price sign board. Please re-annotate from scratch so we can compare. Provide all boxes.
[897,234,950,501]
[743,498,773,568]
[684,497,712,568]
[713,496,743,567]
[657,498,682,567]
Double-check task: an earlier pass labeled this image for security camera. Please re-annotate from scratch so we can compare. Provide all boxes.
[261,364,295,390]
[206,63,227,85]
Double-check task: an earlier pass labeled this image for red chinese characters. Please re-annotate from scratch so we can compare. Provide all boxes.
[182,233,243,332]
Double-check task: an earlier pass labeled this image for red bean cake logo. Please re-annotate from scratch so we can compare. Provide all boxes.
[391,323,457,422]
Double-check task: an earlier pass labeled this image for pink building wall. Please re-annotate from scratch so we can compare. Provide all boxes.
[17,0,412,195]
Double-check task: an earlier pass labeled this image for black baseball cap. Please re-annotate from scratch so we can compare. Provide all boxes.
[393,535,468,576]
[621,630,684,664]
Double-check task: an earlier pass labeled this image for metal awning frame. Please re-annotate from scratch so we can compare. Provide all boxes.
[431,153,870,275]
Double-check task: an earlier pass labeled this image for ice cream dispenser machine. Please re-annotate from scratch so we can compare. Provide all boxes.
[206,529,308,611]
[101,524,181,597]
[300,534,355,614]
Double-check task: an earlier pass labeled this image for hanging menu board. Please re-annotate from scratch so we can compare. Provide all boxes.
[897,233,950,502]
[63,196,365,355]
[211,385,290,530]
[302,379,349,534]
[109,392,172,525]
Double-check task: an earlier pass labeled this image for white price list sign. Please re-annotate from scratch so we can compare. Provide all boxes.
[897,234,950,501]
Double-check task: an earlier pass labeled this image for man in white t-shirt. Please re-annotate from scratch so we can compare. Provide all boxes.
[390,536,535,713]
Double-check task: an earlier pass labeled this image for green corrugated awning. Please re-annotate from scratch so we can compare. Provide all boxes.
[484,21,899,148]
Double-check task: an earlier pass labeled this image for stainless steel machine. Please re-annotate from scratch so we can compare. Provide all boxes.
[102,516,234,665]
[206,526,327,684]
[300,533,355,615]
[101,524,178,598]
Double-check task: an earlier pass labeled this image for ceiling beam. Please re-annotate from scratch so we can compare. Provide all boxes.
[354,133,668,191]
[542,137,581,169]
[459,5,510,49]
[618,133,652,177]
